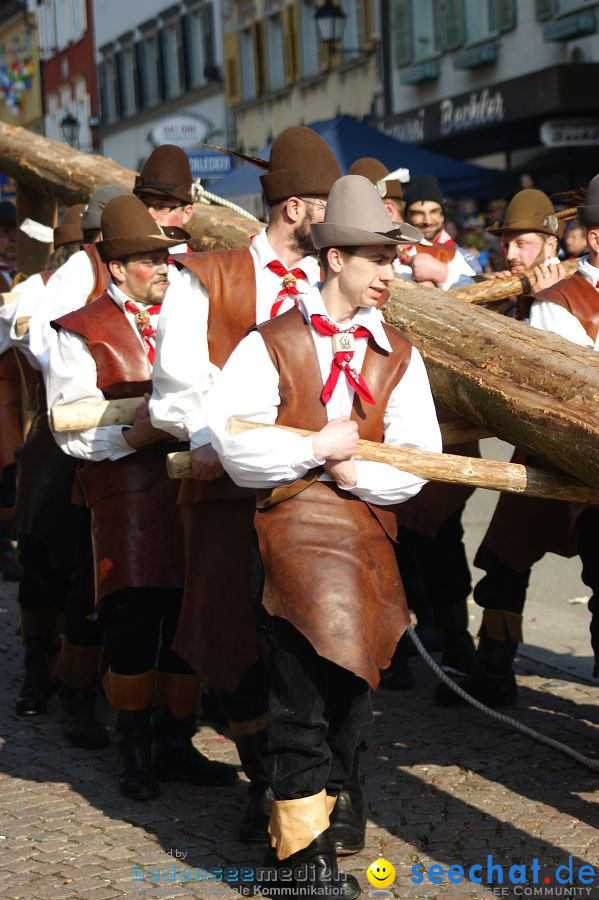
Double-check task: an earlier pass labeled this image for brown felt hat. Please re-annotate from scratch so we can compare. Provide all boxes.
[97,195,180,262]
[577,174,599,227]
[348,157,403,200]
[134,144,193,205]
[488,189,564,238]
[260,126,341,206]
[53,204,85,249]
[311,175,422,249]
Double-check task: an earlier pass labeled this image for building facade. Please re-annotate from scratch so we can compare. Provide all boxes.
[0,0,42,132]
[93,0,227,175]
[222,0,380,152]
[382,0,599,192]
[37,0,98,151]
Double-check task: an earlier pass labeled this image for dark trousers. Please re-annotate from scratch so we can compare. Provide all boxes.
[473,546,531,615]
[262,615,372,801]
[0,463,16,542]
[102,587,193,676]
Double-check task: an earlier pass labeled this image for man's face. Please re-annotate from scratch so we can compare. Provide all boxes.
[337,244,397,309]
[0,224,17,264]
[290,197,327,255]
[564,226,587,258]
[112,250,170,304]
[502,231,553,273]
[406,200,444,241]
[139,195,193,229]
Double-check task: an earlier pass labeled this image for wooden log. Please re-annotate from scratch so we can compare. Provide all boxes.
[0,291,18,308]
[382,279,599,488]
[164,419,599,504]
[16,182,57,276]
[447,257,579,304]
[48,396,488,445]
[0,123,255,252]
[50,397,142,432]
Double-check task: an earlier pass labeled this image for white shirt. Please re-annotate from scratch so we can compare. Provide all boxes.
[0,284,23,355]
[150,229,321,449]
[47,282,159,462]
[529,255,599,349]
[394,240,475,291]
[8,272,49,366]
[205,286,442,506]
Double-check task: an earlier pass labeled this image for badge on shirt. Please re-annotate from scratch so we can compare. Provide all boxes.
[332,332,355,353]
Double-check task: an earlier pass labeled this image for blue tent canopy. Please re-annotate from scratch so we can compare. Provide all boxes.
[209,115,502,199]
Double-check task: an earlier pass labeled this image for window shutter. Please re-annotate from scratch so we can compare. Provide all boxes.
[253,21,268,95]
[393,0,412,67]
[284,5,298,85]
[535,0,556,21]
[157,28,167,101]
[360,0,373,50]
[202,4,217,75]
[181,12,192,90]
[223,32,241,105]
[491,0,516,32]
[134,41,145,109]
[292,1,302,81]
[440,0,465,51]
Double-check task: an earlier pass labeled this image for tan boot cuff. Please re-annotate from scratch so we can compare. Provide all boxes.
[57,642,103,689]
[268,789,330,861]
[326,794,337,816]
[229,713,268,738]
[482,609,523,643]
[103,669,155,711]
[154,672,200,719]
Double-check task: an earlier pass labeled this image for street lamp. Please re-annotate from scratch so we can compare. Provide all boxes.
[61,112,80,148]
[314,1,347,51]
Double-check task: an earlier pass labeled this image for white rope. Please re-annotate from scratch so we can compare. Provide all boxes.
[191,180,260,222]
[407,625,599,773]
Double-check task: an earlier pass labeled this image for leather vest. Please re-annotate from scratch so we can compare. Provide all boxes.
[255,305,412,528]
[535,273,599,342]
[83,243,111,305]
[171,248,256,368]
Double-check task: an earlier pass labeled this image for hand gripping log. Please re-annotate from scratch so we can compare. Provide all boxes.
[164,418,599,505]
[447,257,579,305]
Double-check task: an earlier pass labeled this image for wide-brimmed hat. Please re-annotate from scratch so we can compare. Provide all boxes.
[82,184,129,232]
[97,195,181,263]
[404,175,444,210]
[488,189,564,238]
[348,157,404,200]
[54,204,85,249]
[577,174,599,227]
[134,144,193,205]
[260,126,341,206]
[311,175,422,249]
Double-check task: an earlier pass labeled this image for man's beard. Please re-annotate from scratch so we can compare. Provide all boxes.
[289,210,316,256]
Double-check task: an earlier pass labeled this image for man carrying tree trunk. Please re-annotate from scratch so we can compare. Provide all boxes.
[205,175,441,898]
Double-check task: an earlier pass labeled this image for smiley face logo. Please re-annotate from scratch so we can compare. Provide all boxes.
[367,858,396,888]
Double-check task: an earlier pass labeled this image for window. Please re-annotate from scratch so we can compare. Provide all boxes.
[340,0,360,60]
[267,14,285,91]
[162,20,183,99]
[136,32,160,107]
[240,28,256,101]
[465,0,492,42]
[71,0,86,42]
[45,91,60,142]
[412,0,438,61]
[117,44,136,117]
[300,1,320,77]
[55,0,69,50]
[74,76,92,149]
[185,3,217,87]
[99,51,119,124]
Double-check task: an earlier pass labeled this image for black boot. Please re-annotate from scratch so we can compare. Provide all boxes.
[435,599,476,674]
[433,610,520,708]
[233,725,272,843]
[116,708,159,800]
[380,634,414,690]
[15,635,56,715]
[61,687,110,750]
[328,755,366,856]
[589,594,599,678]
[153,705,238,786]
[261,830,361,899]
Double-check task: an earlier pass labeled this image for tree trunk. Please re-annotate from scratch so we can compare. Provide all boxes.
[382,279,599,488]
[447,258,579,304]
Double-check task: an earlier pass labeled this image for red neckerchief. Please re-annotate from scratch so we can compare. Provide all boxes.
[124,300,161,365]
[310,314,375,406]
[266,260,308,318]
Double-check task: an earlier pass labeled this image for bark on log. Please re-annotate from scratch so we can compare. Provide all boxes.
[165,419,599,504]
[383,279,599,488]
[16,183,57,277]
[447,258,579,304]
[0,123,256,252]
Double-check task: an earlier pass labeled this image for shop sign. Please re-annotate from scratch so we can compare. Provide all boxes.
[540,118,599,147]
[151,115,209,148]
[439,89,505,136]
[187,150,233,178]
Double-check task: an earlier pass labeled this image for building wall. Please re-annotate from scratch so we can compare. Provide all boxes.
[0,1,42,131]
[223,0,379,151]
[92,0,227,172]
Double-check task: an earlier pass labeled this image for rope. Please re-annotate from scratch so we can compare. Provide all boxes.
[191,180,260,223]
[407,625,599,773]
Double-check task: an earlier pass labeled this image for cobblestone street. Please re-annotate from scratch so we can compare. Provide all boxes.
[1,559,597,900]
